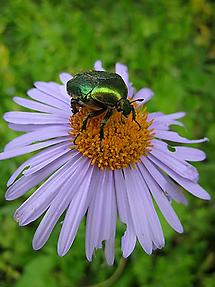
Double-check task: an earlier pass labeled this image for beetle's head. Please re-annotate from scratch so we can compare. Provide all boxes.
[116,98,132,117]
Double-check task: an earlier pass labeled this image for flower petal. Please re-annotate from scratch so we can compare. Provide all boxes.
[34,81,68,103]
[148,154,211,200]
[155,130,208,144]
[13,97,70,117]
[58,165,94,256]
[133,88,154,105]
[4,126,69,151]
[14,153,81,226]
[32,157,90,250]
[86,170,117,265]
[141,157,188,205]
[138,163,183,233]
[4,111,68,125]
[114,169,136,258]
[150,147,199,182]
[94,60,105,71]
[59,73,72,84]
[6,151,75,200]
[124,168,165,253]
[27,88,70,111]
[0,137,69,160]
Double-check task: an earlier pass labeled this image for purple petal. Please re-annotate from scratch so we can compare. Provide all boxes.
[85,168,104,261]
[174,146,206,162]
[124,168,165,253]
[13,97,70,118]
[141,157,188,205]
[32,157,91,250]
[138,163,183,233]
[94,60,105,71]
[59,73,72,84]
[154,112,186,121]
[105,237,115,266]
[133,88,154,104]
[150,112,186,130]
[57,165,95,256]
[152,139,206,162]
[14,153,81,226]
[7,141,71,186]
[151,120,184,131]
[34,81,68,103]
[148,154,211,200]
[85,170,117,265]
[114,169,136,258]
[0,137,69,160]
[4,111,68,125]
[147,112,164,121]
[27,88,70,111]
[24,143,71,175]
[4,126,69,151]
[5,151,75,200]
[150,147,199,182]
[155,130,208,144]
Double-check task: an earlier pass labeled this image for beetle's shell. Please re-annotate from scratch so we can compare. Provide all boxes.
[67,71,128,107]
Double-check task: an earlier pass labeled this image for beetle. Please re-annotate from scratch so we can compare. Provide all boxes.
[66,71,143,142]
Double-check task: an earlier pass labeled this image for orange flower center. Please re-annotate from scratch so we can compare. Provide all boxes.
[69,107,154,170]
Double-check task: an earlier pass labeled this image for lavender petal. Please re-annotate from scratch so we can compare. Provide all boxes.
[155,130,208,144]
[142,157,188,205]
[0,137,69,160]
[148,154,211,200]
[4,111,68,125]
[6,151,75,200]
[13,97,70,117]
[32,157,90,250]
[4,127,69,151]
[138,163,183,233]
[94,60,105,71]
[57,165,94,256]
[59,73,72,84]
[15,153,82,226]
[150,147,199,182]
[114,169,136,258]
[133,88,154,104]
[27,88,70,111]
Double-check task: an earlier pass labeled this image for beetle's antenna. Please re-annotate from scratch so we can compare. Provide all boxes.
[130,98,144,104]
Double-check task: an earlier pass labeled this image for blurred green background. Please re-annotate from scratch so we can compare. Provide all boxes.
[0,0,215,286]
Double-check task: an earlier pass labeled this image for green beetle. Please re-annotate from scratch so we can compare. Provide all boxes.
[66,71,143,141]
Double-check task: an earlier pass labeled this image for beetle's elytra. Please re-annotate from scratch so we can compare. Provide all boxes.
[66,71,143,142]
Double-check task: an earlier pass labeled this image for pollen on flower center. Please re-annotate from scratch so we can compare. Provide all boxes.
[69,107,154,170]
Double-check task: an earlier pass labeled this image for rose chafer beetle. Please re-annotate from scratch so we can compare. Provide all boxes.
[66,71,143,142]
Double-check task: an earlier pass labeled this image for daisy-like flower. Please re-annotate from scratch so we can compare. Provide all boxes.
[0,61,210,265]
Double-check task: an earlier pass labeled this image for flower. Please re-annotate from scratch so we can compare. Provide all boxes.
[0,60,210,265]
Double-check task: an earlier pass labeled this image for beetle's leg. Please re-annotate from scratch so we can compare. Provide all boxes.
[100,109,113,140]
[81,109,106,132]
[71,98,79,114]
[73,109,106,145]
[131,105,141,129]
[73,133,81,145]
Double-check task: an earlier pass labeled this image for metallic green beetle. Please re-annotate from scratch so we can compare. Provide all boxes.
[66,71,143,141]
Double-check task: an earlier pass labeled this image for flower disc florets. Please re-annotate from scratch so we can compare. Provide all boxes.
[69,107,154,170]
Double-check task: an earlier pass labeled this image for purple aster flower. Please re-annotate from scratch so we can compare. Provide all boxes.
[0,60,210,265]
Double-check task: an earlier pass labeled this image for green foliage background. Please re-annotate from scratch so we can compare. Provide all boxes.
[0,0,215,286]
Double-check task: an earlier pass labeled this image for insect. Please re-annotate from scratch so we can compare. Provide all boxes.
[66,71,143,142]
